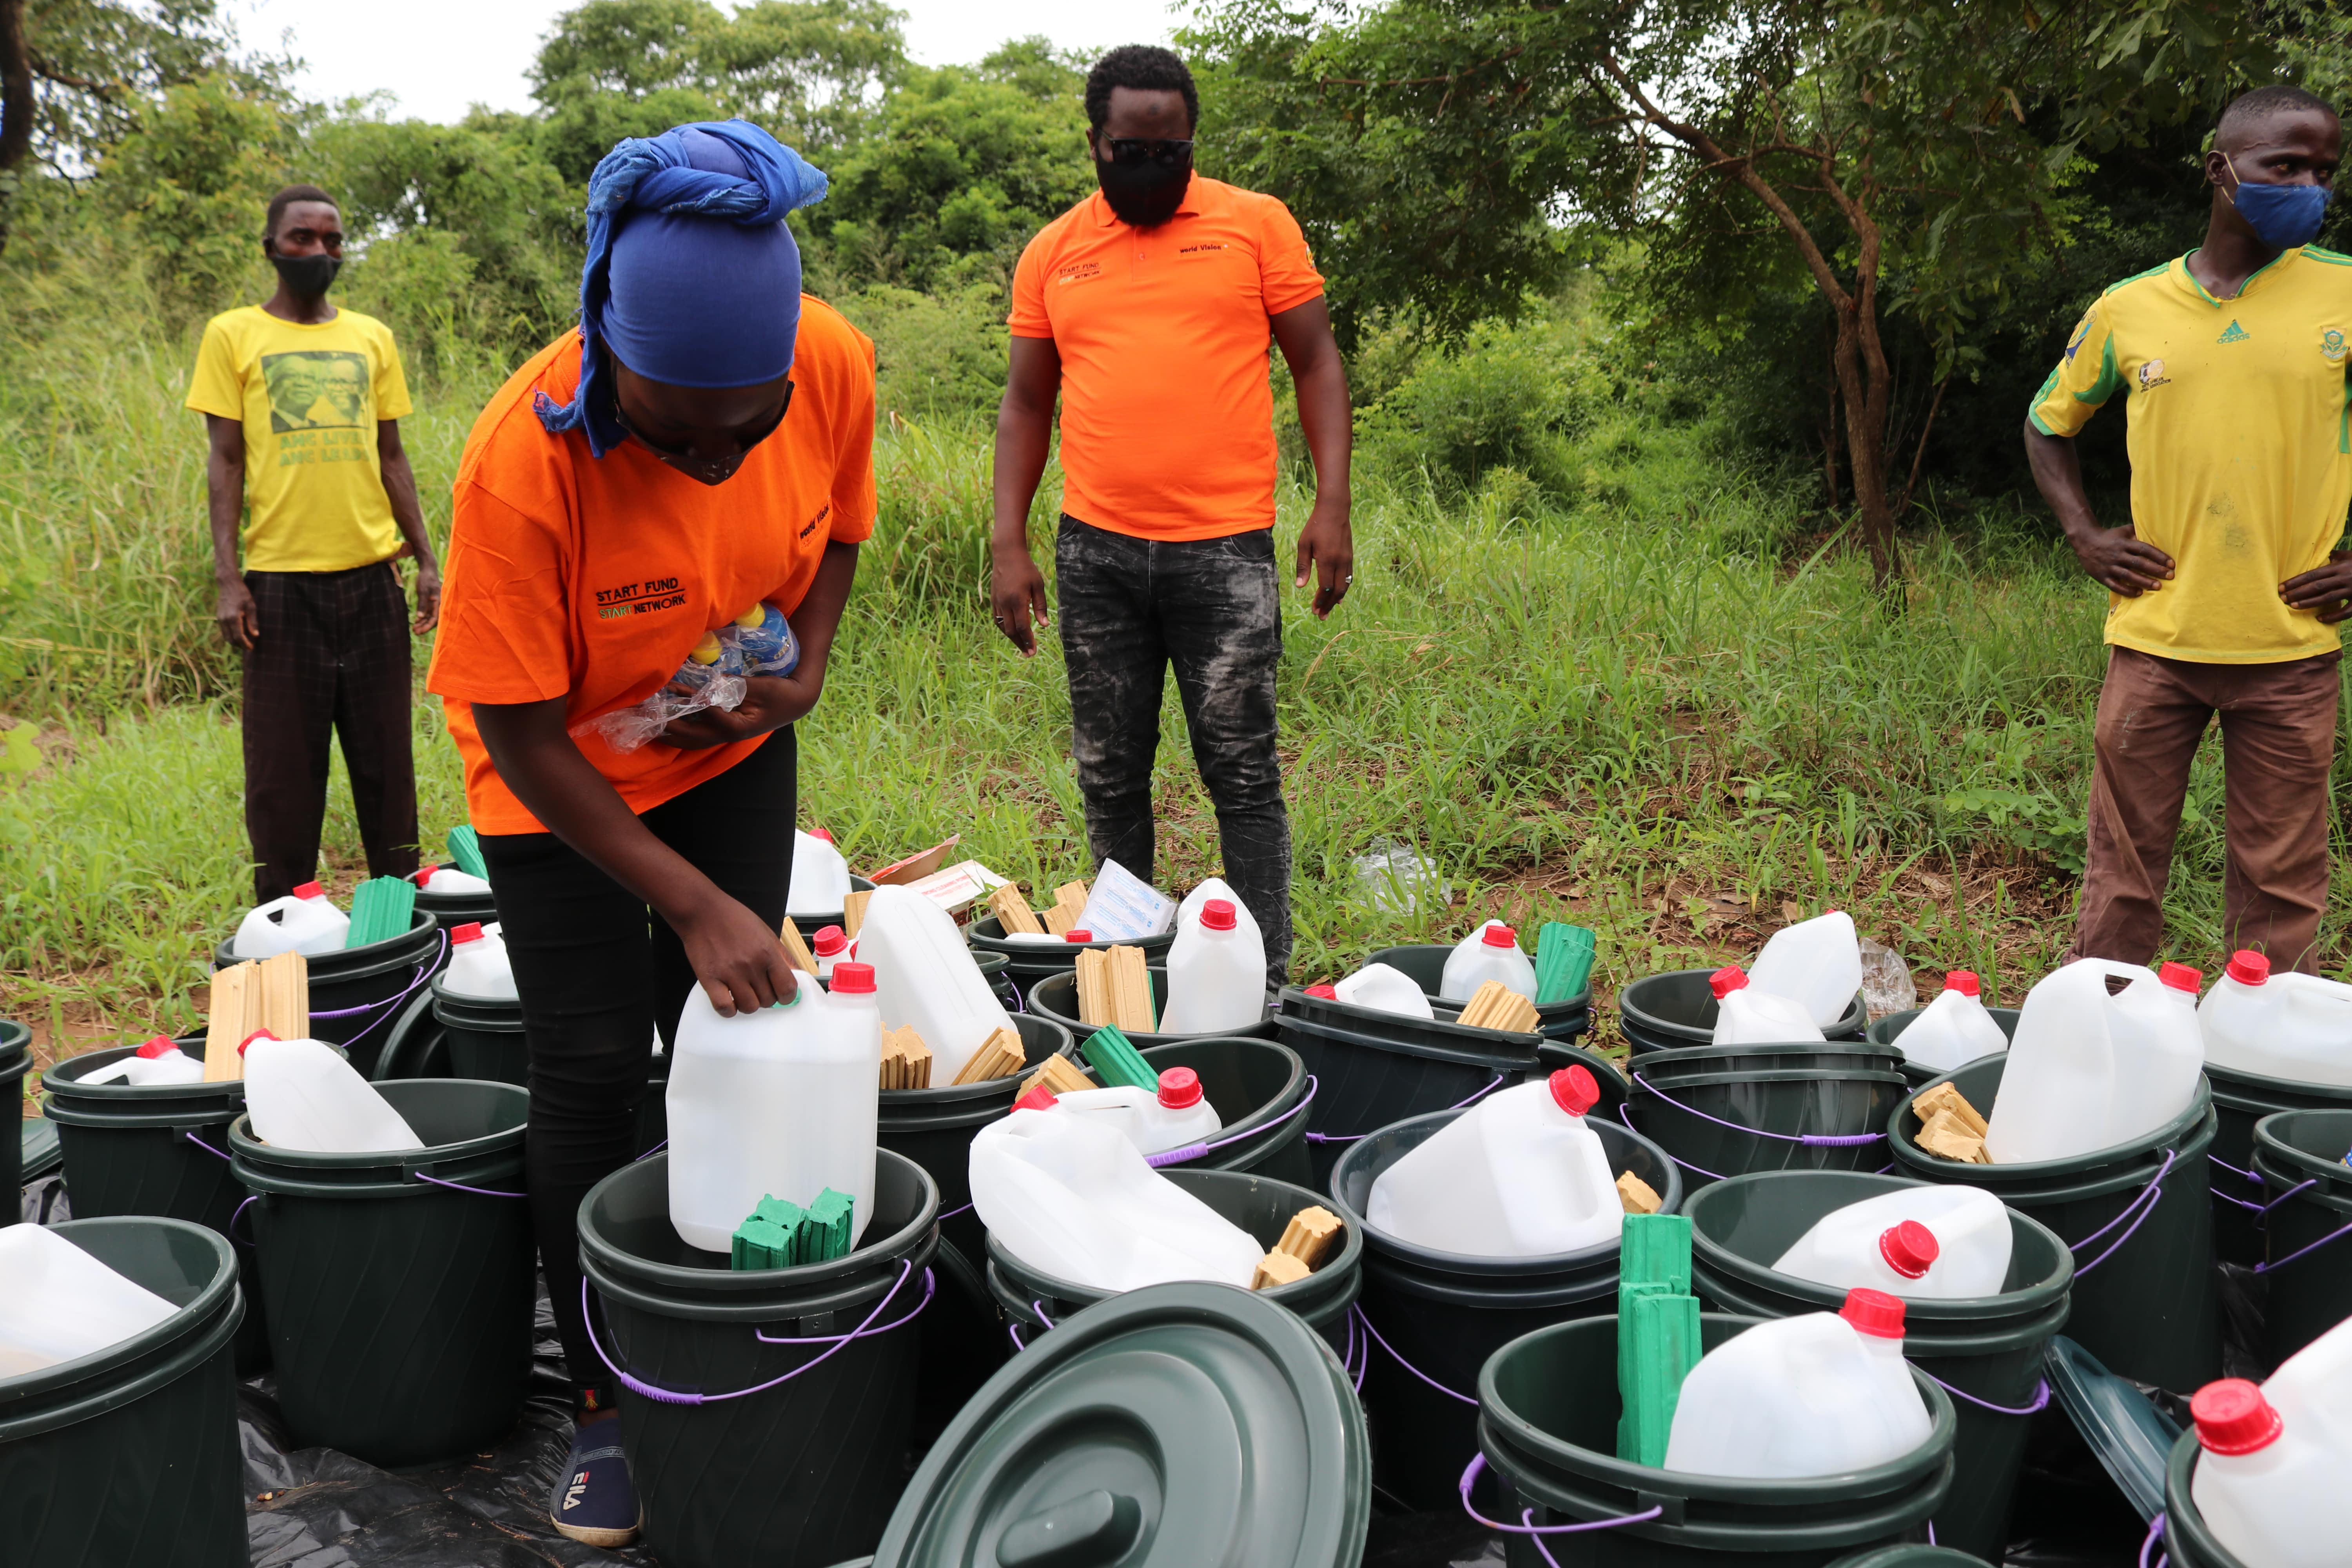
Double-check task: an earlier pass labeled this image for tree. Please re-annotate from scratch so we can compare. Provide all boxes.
[1192,0,2273,584]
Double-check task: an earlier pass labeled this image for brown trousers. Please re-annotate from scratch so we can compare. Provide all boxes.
[2074,645,2341,972]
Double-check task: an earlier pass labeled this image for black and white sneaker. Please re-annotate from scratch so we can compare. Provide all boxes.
[550,1422,641,1548]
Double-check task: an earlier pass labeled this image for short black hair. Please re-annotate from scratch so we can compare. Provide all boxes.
[2216,85,2337,148]
[1084,45,1197,134]
[262,184,338,247]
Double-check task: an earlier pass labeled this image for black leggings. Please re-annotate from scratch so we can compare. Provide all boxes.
[479,730,796,1410]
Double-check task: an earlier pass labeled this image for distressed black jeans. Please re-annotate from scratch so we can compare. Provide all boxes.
[1056,514,1292,986]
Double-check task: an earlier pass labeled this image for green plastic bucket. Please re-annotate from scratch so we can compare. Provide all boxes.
[428,975,525,1085]
[412,863,497,930]
[1627,1041,1909,1192]
[2160,1424,2246,1568]
[2248,1107,2352,1367]
[863,1279,1371,1568]
[1026,967,1275,1047]
[0,1217,246,1568]
[372,987,448,1080]
[212,908,443,1076]
[1364,944,1593,1042]
[1865,1008,2018,1089]
[2204,1062,2352,1266]
[42,1037,274,1373]
[1684,1169,2072,1559]
[1327,1108,1683,1510]
[1276,983,1550,1189]
[1479,1312,1955,1566]
[877,1013,1071,1435]
[1619,969,1868,1053]
[1888,1056,2221,1394]
[988,1167,1362,1354]
[2,1022,29,1222]
[578,1147,940,1568]
[1825,1552,1993,1567]
[965,914,1176,995]
[229,1077,535,1466]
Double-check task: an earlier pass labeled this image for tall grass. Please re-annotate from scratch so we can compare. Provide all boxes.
[0,286,2303,1044]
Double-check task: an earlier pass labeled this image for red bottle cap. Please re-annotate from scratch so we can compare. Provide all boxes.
[812,925,849,957]
[1305,983,1338,1000]
[1839,1287,1906,1339]
[1012,1086,1058,1114]
[1878,1220,1940,1279]
[136,1035,178,1060]
[809,828,835,844]
[1157,1066,1203,1109]
[2159,961,2204,994]
[1200,899,1237,931]
[829,962,876,995]
[1943,970,1981,998]
[2192,1379,2283,1455]
[1064,929,1094,944]
[293,881,325,900]
[1481,923,1515,948]
[1549,1065,1600,1117]
[1709,966,1749,1000]
[237,1028,278,1056]
[451,922,484,944]
[2225,950,2270,987]
[411,867,435,887]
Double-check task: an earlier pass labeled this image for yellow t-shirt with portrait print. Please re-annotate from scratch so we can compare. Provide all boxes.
[2028,246,2352,664]
[185,305,414,573]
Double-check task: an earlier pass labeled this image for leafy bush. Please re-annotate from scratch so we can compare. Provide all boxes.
[1355,310,1610,497]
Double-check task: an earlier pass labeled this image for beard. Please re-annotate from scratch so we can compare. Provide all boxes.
[1097,157,1192,228]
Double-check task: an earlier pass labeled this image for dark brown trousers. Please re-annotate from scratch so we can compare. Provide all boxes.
[2074,645,2341,972]
[240,562,419,902]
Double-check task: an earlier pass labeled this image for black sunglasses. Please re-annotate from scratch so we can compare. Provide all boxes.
[1102,137,1194,167]
[615,381,793,484]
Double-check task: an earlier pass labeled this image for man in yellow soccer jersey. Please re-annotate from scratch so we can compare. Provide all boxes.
[2026,86,2352,972]
[187,185,441,902]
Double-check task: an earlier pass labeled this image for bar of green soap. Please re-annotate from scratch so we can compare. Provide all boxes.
[1080,1025,1158,1092]
[1615,1279,1670,1460]
[731,1216,794,1271]
[448,825,490,882]
[801,1188,854,1264]
[1621,1292,1701,1468]
[1620,1212,1692,1294]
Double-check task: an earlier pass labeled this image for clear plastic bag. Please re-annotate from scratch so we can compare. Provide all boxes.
[573,633,747,755]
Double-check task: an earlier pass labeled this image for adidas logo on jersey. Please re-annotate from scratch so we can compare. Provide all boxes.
[2218,319,2250,344]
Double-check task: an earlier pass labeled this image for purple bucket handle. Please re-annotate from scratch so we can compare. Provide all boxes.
[1351,1303,1475,1405]
[2068,1149,2177,1278]
[411,1170,526,1199]
[1617,1103,1727,1182]
[1457,1453,1665,1568]
[1926,1370,2051,1416]
[2141,1511,2168,1568]
[583,1261,932,1406]
[1630,1070,1884,1148]
[309,931,451,1057]
[1305,1074,1504,1148]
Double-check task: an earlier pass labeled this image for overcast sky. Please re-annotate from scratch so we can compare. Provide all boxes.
[233,0,1182,124]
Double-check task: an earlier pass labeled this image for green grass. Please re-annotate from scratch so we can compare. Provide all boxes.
[0,287,2323,1049]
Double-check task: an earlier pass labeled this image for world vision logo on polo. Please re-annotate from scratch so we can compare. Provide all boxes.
[2138,358,2171,390]
[2323,328,2348,363]
[2217,319,2250,344]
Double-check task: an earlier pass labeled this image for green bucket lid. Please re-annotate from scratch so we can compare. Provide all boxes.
[1824,1548,1994,1566]
[2042,1334,2176,1524]
[867,1280,1370,1568]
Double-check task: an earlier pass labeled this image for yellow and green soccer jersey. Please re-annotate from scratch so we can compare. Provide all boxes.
[2029,247,2352,663]
[186,305,413,573]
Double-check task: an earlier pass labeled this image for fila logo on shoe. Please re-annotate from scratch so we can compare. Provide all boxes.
[563,1474,588,1510]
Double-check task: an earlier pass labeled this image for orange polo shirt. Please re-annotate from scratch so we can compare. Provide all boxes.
[1008,176,1325,541]
[426,298,876,834]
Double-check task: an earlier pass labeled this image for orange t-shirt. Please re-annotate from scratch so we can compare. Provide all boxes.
[1007,177,1324,541]
[426,297,877,834]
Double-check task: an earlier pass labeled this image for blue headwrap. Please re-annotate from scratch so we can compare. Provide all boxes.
[534,119,829,457]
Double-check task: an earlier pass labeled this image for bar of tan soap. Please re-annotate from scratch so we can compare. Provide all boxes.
[1251,1251,1310,1290]
[1276,1206,1343,1268]
[1616,1171,1663,1215]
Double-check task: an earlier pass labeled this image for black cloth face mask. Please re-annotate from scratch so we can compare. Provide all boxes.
[1096,151,1193,229]
[270,250,342,298]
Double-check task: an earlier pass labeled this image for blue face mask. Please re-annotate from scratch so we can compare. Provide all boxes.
[2229,157,2334,250]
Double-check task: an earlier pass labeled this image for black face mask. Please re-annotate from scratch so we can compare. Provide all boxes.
[1096,152,1192,229]
[270,250,342,299]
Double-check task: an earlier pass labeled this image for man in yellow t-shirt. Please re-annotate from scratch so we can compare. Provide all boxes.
[186,184,441,902]
[2025,86,2352,972]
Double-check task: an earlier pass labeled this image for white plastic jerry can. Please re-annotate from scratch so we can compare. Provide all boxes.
[810,924,851,980]
[785,827,852,918]
[0,1224,184,1377]
[1158,897,1267,1035]
[81,1034,207,1087]
[2160,961,2203,1014]
[439,921,519,1002]
[2188,1375,2340,1568]
[854,885,1016,1083]
[1746,909,1865,1029]
[665,963,880,1254]
[412,864,492,896]
[232,880,351,960]
[1662,1290,1933,1479]
[1770,1184,2013,1299]
[1366,1067,1620,1258]
[242,1031,425,1154]
[1047,1065,1224,1156]
[1333,962,1436,1020]
[1892,970,2009,1073]
[1984,958,2204,1164]
[2200,948,2352,1088]
[1708,966,1826,1045]
[965,1101,1261,1293]
[1438,920,1538,1003]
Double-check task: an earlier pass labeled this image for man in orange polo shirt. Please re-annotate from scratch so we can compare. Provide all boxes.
[990,44,1354,988]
